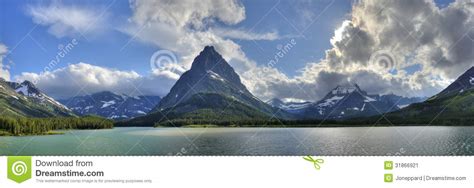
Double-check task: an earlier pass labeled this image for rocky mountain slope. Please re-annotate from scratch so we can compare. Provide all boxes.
[58,91,161,120]
[384,66,474,125]
[0,79,75,117]
[125,46,289,126]
[300,84,399,119]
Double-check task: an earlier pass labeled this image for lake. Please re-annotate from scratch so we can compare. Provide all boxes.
[0,127,473,155]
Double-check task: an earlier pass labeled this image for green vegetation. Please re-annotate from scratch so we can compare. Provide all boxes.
[119,89,474,128]
[119,93,273,127]
[154,119,340,127]
[375,89,474,126]
[0,116,113,136]
[0,80,76,118]
[337,90,474,126]
[0,95,73,118]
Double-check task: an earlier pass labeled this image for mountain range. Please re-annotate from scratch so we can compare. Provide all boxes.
[0,79,74,117]
[153,46,286,117]
[58,91,161,120]
[1,46,472,126]
[268,85,426,120]
[122,46,433,126]
[124,46,288,126]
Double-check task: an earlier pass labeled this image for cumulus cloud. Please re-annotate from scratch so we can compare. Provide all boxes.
[129,0,245,28]
[122,0,280,74]
[27,2,108,38]
[20,0,472,101]
[0,43,10,81]
[119,0,293,102]
[249,0,474,101]
[15,63,177,99]
[16,0,265,99]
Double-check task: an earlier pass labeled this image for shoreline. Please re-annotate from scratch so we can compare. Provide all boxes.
[2,125,473,136]
[142,124,474,128]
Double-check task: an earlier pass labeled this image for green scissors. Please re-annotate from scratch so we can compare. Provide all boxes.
[303,155,324,170]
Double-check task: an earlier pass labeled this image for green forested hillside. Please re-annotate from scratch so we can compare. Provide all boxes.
[382,89,474,125]
[0,116,113,136]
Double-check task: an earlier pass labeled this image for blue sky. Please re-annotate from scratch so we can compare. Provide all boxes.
[1,0,151,75]
[1,0,469,101]
[1,0,351,77]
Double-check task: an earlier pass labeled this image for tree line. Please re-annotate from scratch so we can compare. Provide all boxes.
[0,116,113,136]
[152,116,474,127]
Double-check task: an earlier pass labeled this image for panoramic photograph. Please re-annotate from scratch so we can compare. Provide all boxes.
[0,0,473,156]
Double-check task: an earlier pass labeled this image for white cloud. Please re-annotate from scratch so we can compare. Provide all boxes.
[246,0,474,101]
[121,0,290,101]
[129,0,245,28]
[123,0,270,73]
[27,2,108,38]
[26,0,472,102]
[15,0,257,99]
[0,43,10,81]
[15,63,177,99]
[210,28,280,41]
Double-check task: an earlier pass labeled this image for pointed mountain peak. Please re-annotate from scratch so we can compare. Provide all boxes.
[203,45,217,53]
[20,80,38,88]
[12,80,42,96]
[330,83,363,95]
[155,46,264,112]
[190,46,229,72]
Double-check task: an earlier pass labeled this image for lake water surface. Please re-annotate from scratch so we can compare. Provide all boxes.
[0,127,473,155]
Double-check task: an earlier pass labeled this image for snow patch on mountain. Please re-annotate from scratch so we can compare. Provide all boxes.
[12,81,69,110]
[318,96,344,107]
[364,96,376,102]
[331,86,355,95]
[300,84,417,120]
[397,104,410,109]
[281,98,309,103]
[136,110,146,114]
[15,85,30,96]
[266,98,311,113]
[59,91,161,120]
[101,100,116,108]
[207,70,226,82]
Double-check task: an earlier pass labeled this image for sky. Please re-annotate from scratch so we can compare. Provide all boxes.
[0,0,472,101]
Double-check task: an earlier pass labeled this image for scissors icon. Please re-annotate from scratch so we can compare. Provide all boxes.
[303,155,324,170]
